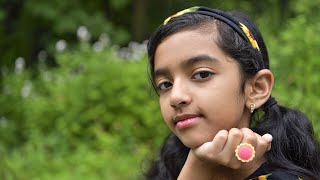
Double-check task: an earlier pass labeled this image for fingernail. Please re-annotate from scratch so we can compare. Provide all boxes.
[264,133,273,142]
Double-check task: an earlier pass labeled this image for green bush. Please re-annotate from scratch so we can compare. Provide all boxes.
[0,43,168,179]
[268,0,320,138]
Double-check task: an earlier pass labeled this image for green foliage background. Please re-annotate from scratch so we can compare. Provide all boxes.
[0,43,168,179]
[0,0,320,179]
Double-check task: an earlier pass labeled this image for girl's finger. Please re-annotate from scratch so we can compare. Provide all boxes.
[253,133,272,159]
[240,128,258,148]
[221,128,243,153]
[261,133,273,151]
[211,129,229,152]
[217,128,243,167]
[193,130,228,160]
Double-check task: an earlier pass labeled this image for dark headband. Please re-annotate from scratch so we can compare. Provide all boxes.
[163,6,260,51]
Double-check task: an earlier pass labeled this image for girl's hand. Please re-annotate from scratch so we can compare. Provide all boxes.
[191,128,272,178]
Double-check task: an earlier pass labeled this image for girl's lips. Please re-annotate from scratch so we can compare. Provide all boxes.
[174,114,202,129]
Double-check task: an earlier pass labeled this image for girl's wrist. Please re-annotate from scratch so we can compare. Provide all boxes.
[177,150,215,180]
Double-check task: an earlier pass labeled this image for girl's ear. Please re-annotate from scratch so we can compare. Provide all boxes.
[244,69,274,110]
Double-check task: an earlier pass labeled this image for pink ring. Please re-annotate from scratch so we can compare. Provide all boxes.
[235,143,255,162]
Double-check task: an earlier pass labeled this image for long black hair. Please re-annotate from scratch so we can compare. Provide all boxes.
[145,7,320,180]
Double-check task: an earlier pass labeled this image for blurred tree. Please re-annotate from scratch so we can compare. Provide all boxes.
[0,0,300,69]
[0,0,130,68]
[132,0,148,41]
[1,0,318,116]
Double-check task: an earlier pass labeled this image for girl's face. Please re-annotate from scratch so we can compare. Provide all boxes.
[154,29,251,148]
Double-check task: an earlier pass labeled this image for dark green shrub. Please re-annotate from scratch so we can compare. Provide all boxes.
[0,43,168,179]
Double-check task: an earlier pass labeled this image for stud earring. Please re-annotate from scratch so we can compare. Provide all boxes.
[250,103,256,113]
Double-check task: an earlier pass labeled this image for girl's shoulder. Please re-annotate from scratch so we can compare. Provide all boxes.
[245,163,301,180]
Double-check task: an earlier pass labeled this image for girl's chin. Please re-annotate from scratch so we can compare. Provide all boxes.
[180,138,210,149]
[174,128,217,149]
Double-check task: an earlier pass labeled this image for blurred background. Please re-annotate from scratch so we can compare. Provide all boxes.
[0,0,319,179]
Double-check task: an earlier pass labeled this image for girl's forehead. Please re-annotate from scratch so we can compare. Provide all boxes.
[154,29,236,72]
[161,24,218,44]
[155,30,220,62]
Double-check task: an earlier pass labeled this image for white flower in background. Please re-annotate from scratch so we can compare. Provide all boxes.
[112,45,120,52]
[56,40,67,52]
[38,50,48,62]
[21,80,32,98]
[15,57,25,74]
[92,33,111,52]
[129,41,147,59]
[93,41,104,52]
[117,41,147,61]
[77,26,91,42]
[128,41,139,51]
[142,40,148,49]
[99,33,110,47]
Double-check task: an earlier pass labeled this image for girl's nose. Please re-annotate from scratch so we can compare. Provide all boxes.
[169,82,191,108]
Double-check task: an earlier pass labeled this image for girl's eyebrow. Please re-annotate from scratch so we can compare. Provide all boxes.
[153,68,170,80]
[154,54,220,79]
[182,54,220,69]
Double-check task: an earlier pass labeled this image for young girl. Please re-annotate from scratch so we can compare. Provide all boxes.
[145,6,320,180]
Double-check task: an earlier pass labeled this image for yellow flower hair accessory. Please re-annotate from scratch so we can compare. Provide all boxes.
[239,23,260,51]
[163,6,199,25]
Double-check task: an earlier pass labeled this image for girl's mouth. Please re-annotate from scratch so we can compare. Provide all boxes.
[174,114,202,129]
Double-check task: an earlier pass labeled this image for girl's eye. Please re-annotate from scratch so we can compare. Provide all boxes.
[157,81,172,91]
[192,71,213,80]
